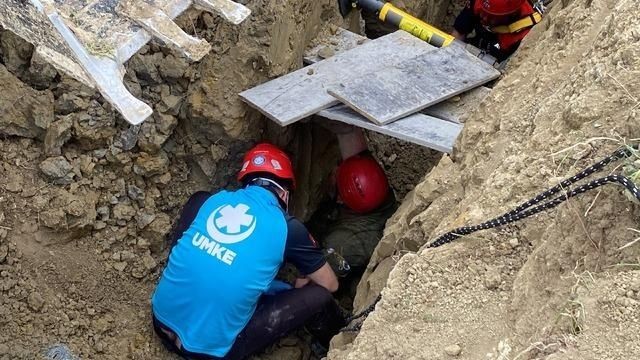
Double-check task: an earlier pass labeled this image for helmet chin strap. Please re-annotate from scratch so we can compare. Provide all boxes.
[251,177,290,211]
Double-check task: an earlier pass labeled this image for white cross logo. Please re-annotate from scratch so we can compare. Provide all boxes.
[207,204,257,244]
[215,204,254,234]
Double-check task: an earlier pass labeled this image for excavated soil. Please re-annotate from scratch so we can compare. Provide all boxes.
[5,0,637,359]
[330,0,640,359]
[0,1,449,359]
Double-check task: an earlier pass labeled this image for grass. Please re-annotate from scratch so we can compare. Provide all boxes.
[554,266,595,336]
[617,228,640,251]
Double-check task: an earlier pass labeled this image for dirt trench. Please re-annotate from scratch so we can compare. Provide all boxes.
[0,1,454,359]
[329,0,640,359]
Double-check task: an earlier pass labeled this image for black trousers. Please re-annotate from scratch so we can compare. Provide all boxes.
[153,284,346,360]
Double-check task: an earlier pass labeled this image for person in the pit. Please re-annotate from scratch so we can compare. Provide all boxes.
[452,0,543,62]
[309,125,397,281]
[150,143,345,360]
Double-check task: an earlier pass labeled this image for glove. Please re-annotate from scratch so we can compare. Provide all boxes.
[324,248,351,278]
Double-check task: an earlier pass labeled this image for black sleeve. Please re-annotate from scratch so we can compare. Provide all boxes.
[453,0,477,35]
[283,217,327,276]
[168,191,212,248]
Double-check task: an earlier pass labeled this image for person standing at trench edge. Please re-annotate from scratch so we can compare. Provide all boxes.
[150,143,346,360]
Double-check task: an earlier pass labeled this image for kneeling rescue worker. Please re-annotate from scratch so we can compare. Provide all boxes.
[151,143,345,359]
[452,0,543,62]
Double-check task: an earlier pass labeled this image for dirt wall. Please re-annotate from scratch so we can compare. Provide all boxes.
[331,0,640,358]
[0,1,344,358]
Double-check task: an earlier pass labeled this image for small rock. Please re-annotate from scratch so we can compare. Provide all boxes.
[0,245,8,263]
[44,116,73,156]
[0,343,9,355]
[317,46,335,59]
[158,54,189,81]
[484,267,502,290]
[508,238,519,248]
[136,212,157,230]
[136,238,150,249]
[114,125,141,151]
[5,172,24,193]
[96,206,110,221]
[144,213,172,254]
[142,254,157,270]
[127,185,145,201]
[134,152,169,177]
[55,92,90,115]
[307,68,315,75]
[40,209,67,229]
[444,344,462,357]
[113,262,127,272]
[39,156,74,184]
[131,266,147,279]
[120,250,135,261]
[0,229,8,240]
[113,203,136,222]
[28,292,45,312]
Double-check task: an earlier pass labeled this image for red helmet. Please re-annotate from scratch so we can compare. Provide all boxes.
[336,155,389,213]
[237,143,296,189]
[479,0,525,15]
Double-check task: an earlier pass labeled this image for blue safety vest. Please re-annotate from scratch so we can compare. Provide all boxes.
[151,186,288,357]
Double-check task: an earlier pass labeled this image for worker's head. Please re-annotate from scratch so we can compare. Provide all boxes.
[478,0,525,25]
[336,154,389,213]
[238,143,295,209]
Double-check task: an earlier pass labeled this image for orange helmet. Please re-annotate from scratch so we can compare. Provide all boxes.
[479,0,525,15]
[336,155,389,213]
[237,143,296,189]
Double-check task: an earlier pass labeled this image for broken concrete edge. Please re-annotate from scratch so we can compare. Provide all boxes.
[7,0,251,125]
[238,92,343,127]
[44,9,153,125]
[317,105,462,153]
[193,0,252,26]
[117,1,212,62]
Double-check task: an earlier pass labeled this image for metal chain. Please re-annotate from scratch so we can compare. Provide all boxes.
[430,146,638,247]
[502,147,632,219]
[340,294,382,332]
[340,145,639,333]
[429,174,640,247]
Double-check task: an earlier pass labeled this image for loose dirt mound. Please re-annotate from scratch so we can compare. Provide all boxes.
[330,0,640,358]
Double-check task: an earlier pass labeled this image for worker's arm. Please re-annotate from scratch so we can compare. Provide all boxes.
[452,1,476,41]
[452,29,466,41]
[284,217,339,293]
[337,127,367,160]
[306,263,339,293]
[318,120,368,160]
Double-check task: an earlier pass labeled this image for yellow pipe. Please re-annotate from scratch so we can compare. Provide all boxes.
[379,3,455,47]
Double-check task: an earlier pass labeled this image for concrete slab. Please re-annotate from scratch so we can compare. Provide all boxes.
[0,0,250,125]
[239,31,437,126]
[317,105,463,153]
[327,44,500,125]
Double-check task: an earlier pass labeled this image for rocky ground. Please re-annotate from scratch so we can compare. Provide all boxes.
[5,0,635,359]
[0,1,444,359]
[330,0,640,359]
